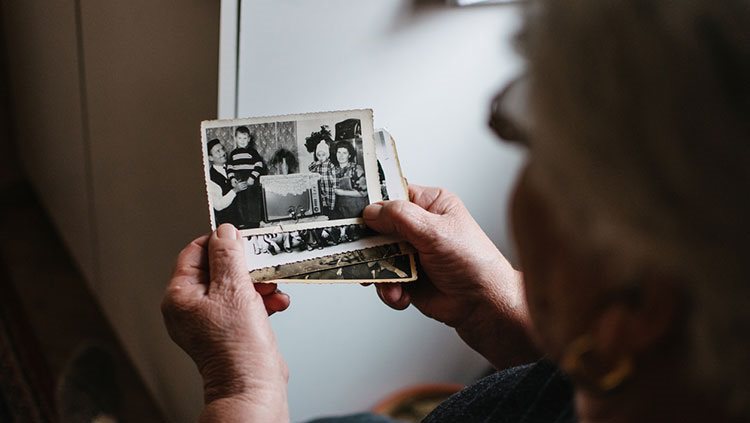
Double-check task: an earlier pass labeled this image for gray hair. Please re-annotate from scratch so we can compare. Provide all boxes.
[520,0,750,416]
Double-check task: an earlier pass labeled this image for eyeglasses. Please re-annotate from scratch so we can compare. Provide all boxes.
[489,74,531,146]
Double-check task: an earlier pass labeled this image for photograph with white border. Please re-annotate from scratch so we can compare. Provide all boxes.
[375,128,409,202]
[201,109,381,237]
[277,130,417,283]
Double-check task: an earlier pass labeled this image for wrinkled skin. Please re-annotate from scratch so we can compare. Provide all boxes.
[363,184,537,368]
[162,225,290,422]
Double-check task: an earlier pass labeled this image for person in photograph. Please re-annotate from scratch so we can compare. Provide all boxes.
[206,138,246,226]
[331,140,368,218]
[307,140,336,218]
[227,126,267,229]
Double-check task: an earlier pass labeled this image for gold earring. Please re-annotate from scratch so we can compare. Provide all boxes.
[560,334,634,392]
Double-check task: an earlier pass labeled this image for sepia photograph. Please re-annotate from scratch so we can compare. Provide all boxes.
[201,110,381,236]
[285,254,417,283]
[249,241,415,282]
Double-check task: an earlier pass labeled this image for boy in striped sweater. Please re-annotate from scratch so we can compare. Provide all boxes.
[228,126,266,228]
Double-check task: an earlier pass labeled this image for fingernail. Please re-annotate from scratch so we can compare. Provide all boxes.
[217,224,238,240]
[399,286,410,304]
[376,285,386,303]
[363,203,383,220]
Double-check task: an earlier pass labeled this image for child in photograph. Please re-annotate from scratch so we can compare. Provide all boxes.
[332,140,368,218]
[307,140,336,218]
[206,138,246,226]
[227,126,267,228]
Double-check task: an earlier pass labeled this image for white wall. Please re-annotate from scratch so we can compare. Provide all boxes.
[234,1,526,421]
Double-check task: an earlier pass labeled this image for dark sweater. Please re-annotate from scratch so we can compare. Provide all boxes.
[423,360,576,423]
[310,361,576,423]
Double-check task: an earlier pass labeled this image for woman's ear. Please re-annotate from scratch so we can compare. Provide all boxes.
[593,274,682,362]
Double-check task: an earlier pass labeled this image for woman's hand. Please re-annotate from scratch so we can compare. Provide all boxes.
[162,224,291,422]
[363,185,538,369]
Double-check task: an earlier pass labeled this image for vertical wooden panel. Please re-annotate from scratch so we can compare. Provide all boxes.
[1,0,97,286]
[78,1,220,421]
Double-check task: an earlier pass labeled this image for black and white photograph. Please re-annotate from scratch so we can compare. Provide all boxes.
[234,129,417,281]
[247,224,374,256]
[375,129,409,202]
[201,109,380,236]
[203,124,408,281]
[242,223,410,275]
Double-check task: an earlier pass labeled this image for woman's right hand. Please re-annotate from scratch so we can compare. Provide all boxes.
[363,185,538,368]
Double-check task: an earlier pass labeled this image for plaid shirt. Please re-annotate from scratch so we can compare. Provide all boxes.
[308,159,336,209]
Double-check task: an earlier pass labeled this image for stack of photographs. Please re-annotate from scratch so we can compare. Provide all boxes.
[200,109,417,283]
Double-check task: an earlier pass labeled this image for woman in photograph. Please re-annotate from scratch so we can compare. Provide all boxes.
[331,140,368,218]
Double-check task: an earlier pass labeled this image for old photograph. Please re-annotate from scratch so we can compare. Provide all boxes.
[243,223,411,274]
[239,130,412,271]
[249,242,415,282]
[238,130,416,279]
[201,110,381,236]
[375,129,409,202]
[285,254,417,283]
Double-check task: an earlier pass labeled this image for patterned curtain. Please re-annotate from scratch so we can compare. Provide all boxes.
[204,122,299,172]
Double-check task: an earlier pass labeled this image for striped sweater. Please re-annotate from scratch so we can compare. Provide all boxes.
[227,147,266,182]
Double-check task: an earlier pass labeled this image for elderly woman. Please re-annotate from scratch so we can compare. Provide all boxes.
[331,139,369,219]
[161,0,750,422]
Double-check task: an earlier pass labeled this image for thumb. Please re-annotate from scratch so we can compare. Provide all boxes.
[363,201,442,250]
[208,224,253,290]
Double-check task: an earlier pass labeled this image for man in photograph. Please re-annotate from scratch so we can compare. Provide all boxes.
[207,138,245,226]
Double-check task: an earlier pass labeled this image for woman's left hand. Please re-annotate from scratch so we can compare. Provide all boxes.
[162,224,291,421]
